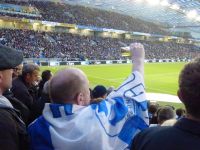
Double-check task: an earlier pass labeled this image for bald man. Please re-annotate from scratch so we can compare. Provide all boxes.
[50,68,90,106]
[28,43,149,150]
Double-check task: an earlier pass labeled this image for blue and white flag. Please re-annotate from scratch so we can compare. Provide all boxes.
[28,71,149,150]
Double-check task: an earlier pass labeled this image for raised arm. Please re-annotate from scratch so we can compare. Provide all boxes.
[92,43,148,149]
[130,43,145,76]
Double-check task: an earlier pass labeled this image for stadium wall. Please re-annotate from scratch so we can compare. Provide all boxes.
[24,58,191,66]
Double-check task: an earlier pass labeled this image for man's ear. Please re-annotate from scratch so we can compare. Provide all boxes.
[177,89,184,103]
[24,73,29,80]
[76,92,84,105]
[0,72,3,84]
[102,94,107,99]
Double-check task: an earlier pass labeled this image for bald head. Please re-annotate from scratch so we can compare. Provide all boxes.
[50,68,90,105]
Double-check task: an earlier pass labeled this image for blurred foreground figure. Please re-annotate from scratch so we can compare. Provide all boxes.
[132,57,200,150]
[0,45,28,150]
[28,43,149,150]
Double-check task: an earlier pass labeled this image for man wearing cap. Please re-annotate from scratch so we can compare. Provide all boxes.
[0,45,28,150]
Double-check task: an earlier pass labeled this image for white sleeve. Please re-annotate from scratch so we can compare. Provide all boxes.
[91,71,149,148]
[107,71,145,103]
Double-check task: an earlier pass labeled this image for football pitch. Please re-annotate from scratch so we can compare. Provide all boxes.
[40,62,186,108]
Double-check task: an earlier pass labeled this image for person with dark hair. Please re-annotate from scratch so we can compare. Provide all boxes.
[12,64,40,109]
[28,43,149,150]
[11,63,40,124]
[176,108,186,119]
[38,70,52,97]
[164,104,175,110]
[148,102,159,124]
[149,106,176,127]
[157,106,176,125]
[12,64,23,79]
[36,81,51,117]
[131,57,200,150]
[91,85,107,103]
[0,45,28,150]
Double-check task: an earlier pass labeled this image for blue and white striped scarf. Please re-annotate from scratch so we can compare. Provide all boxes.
[28,71,149,150]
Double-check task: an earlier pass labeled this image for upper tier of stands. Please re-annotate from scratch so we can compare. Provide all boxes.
[0,0,168,34]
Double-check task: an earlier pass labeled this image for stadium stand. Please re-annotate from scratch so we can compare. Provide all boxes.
[0,28,199,60]
[1,1,200,149]
[0,0,167,34]
[0,0,199,61]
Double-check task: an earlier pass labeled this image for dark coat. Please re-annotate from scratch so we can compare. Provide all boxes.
[11,76,36,109]
[3,90,30,125]
[35,93,51,118]
[0,105,29,150]
[132,118,200,150]
[38,80,46,98]
[11,76,39,124]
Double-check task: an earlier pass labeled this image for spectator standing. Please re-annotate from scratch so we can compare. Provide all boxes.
[11,63,40,123]
[91,85,107,103]
[28,43,149,150]
[38,70,52,97]
[131,57,200,150]
[0,45,28,150]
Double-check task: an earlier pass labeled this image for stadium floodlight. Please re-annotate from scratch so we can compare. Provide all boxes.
[146,0,160,6]
[111,6,115,9]
[160,0,170,7]
[135,0,143,3]
[196,16,200,22]
[186,10,198,19]
[170,4,180,10]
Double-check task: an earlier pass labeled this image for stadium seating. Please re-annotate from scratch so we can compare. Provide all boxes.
[0,28,199,60]
[0,0,167,34]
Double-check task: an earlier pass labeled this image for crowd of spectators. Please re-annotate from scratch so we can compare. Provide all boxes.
[0,0,29,6]
[0,28,200,60]
[0,0,168,34]
[0,11,41,20]
[0,0,41,19]
[1,40,200,150]
[1,1,200,150]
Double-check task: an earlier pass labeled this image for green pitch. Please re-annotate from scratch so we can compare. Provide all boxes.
[40,62,186,108]
[40,62,185,95]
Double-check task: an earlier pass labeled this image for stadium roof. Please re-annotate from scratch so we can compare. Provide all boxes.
[65,0,200,38]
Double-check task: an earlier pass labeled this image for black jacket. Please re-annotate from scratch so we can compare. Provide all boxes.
[3,90,30,125]
[0,103,29,150]
[11,76,39,124]
[132,118,200,150]
[11,76,37,109]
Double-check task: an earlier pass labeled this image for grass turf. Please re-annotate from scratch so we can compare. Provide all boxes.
[40,62,186,109]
